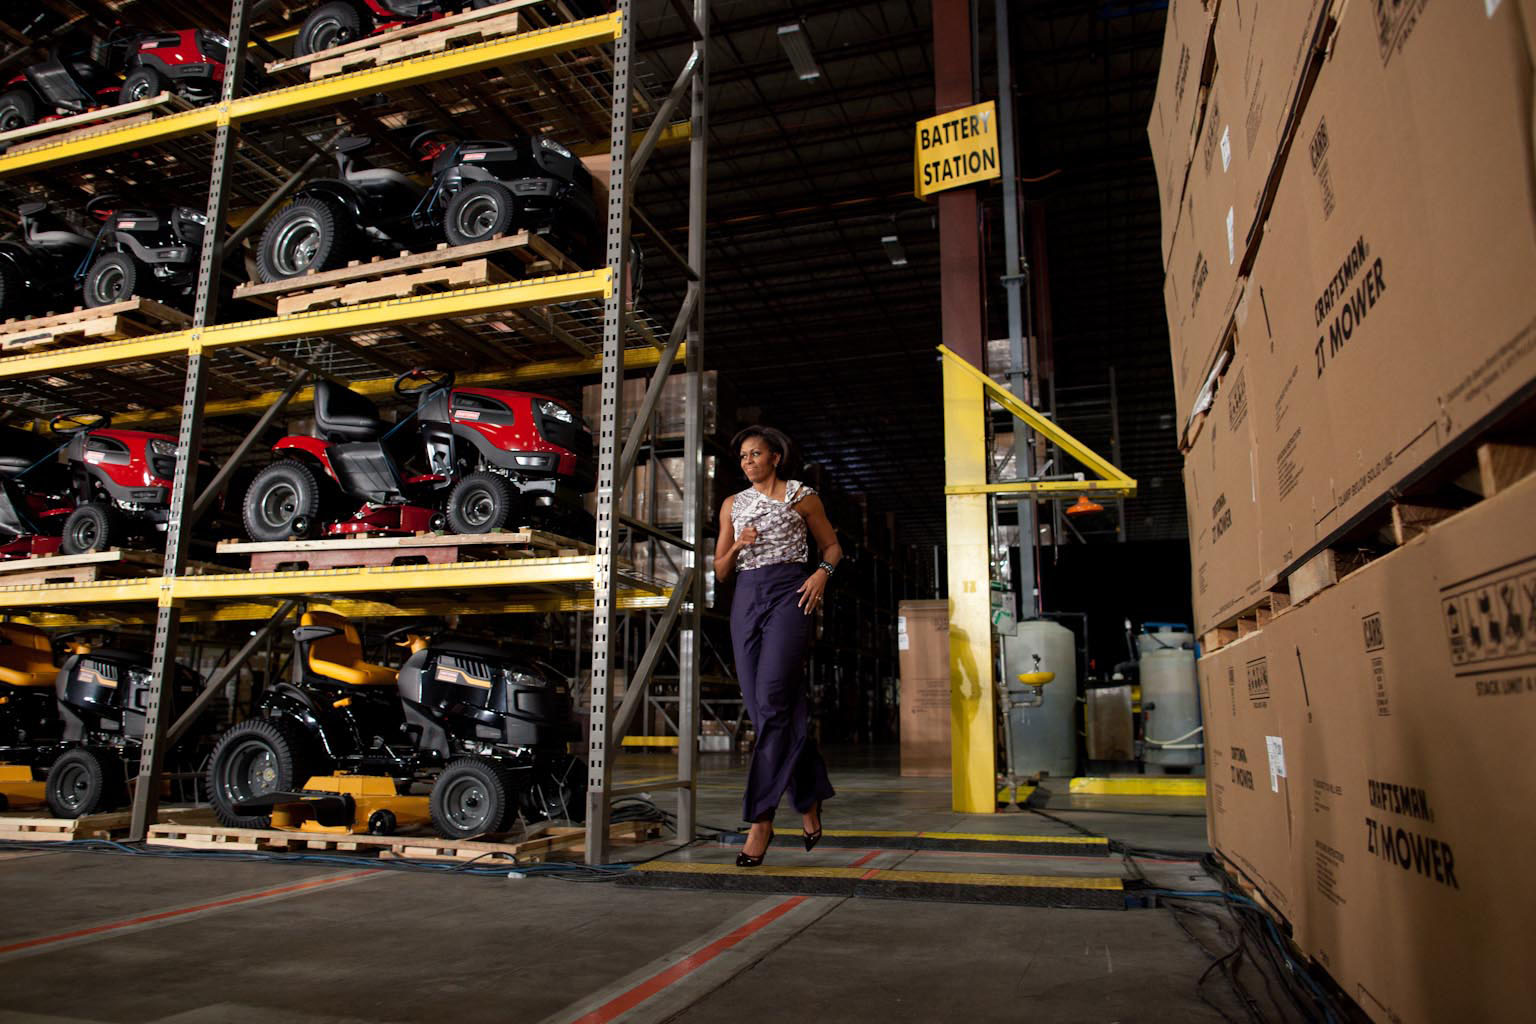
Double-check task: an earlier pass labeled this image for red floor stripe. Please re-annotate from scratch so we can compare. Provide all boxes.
[572,894,809,1024]
[0,869,381,956]
[848,850,881,868]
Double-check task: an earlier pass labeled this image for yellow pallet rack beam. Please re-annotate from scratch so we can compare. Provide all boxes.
[0,14,624,179]
[0,270,609,379]
[109,344,680,427]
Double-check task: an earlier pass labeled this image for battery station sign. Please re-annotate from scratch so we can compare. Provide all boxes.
[914,100,1001,199]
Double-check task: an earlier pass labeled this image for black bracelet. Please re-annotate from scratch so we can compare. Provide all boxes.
[818,559,836,578]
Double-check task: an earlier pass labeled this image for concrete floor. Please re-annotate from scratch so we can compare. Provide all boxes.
[0,748,1275,1024]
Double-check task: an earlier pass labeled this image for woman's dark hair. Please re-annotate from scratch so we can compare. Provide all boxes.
[731,425,796,476]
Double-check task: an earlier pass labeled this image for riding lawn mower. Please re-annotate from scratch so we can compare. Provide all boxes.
[206,611,585,839]
[240,369,595,542]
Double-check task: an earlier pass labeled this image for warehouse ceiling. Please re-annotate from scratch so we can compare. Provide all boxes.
[0,0,1183,550]
[636,0,1184,546]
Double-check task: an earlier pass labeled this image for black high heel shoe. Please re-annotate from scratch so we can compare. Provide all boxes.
[802,802,823,852]
[736,826,775,868]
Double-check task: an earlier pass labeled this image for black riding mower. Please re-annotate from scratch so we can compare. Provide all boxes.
[206,611,585,840]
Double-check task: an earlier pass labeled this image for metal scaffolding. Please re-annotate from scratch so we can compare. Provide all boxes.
[0,0,709,864]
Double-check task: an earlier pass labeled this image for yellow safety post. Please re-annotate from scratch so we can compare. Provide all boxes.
[943,348,996,814]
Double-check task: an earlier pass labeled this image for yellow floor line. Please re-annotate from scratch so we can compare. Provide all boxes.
[1068,777,1206,797]
[631,861,1123,891]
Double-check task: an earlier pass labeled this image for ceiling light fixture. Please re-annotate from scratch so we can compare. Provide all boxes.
[881,234,908,267]
[777,23,822,82]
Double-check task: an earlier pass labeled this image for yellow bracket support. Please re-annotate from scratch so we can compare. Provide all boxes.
[938,344,1137,498]
[939,345,1137,816]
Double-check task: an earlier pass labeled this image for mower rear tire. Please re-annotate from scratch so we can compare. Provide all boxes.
[84,252,141,307]
[296,2,369,56]
[46,747,124,818]
[443,182,517,247]
[207,717,316,828]
[0,89,37,132]
[257,197,357,282]
[61,502,120,555]
[119,66,167,105]
[446,471,515,535]
[431,756,516,839]
[243,460,324,541]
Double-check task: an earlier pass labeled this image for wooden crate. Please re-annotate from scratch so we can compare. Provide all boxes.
[0,297,192,354]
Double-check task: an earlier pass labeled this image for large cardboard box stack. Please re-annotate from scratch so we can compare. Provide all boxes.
[1156,1,1536,1018]
[1201,473,1536,1021]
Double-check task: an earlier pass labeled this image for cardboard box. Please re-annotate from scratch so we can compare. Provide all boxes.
[1210,0,1331,260]
[1264,472,1536,1023]
[581,370,734,442]
[1182,335,1263,633]
[1150,0,1216,267]
[1162,67,1245,425]
[1198,630,1307,932]
[897,600,951,777]
[1246,0,1536,581]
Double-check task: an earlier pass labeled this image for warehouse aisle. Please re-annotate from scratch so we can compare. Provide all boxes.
[0,752,1290,1024]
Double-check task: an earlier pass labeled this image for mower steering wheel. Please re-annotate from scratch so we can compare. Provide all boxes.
[408,129,457,162]
[393,368,455,399]
[50,627,116,659]
[382,622,443,654]
[84,194,122,222]
[49,410,110,435]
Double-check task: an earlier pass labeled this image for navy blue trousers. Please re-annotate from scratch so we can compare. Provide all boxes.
[730,563,836,823]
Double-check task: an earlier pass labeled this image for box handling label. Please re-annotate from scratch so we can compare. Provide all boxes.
[913,101,1001,200]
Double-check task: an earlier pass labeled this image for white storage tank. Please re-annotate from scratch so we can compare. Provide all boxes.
[1138,624,1202,769]
[1001,619,1077,779]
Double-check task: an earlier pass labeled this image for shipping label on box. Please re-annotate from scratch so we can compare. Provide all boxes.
[1246,0,1536,584]
[1269,472,1536,1023]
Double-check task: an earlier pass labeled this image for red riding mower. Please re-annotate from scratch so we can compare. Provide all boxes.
[240,369,595,541]
[0,413,192,560]
[0,27,228,132]
[206,611,584,839]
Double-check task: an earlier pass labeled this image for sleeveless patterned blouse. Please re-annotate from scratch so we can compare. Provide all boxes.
[733,480,816,572]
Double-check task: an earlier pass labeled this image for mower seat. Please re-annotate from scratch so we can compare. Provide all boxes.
[314,381,388,443]
[0,623,56,688]
[0,425,60,478]
[300,611,396,687]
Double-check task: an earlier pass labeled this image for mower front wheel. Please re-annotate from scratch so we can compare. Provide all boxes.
[296,2,368,57]
[243,460,324,542]
[207,717,316,828]
[119,66,167,105]
[46,747,124,819]
[0,89,37,132]
[61,503,120,555]
[84,252,141,308]
[431,756,517,839]
[446,471,515,535]
[0,261,23,318]
[443,182,517,248]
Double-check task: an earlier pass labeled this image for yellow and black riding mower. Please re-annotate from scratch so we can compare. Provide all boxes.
[0,622,60,811]
[205,611,585,840]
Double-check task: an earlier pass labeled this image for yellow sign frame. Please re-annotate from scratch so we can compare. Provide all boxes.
[914,100,1002,199]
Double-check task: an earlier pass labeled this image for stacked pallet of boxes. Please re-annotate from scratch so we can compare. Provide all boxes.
[1154,1,1536,1019]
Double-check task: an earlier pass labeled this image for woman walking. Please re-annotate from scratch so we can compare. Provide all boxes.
[714,426,840,867]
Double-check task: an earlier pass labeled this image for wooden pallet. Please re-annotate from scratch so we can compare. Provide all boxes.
[266,1,533,80]
[0,92,194,155]
[144,820,657,864]
[216,528,593,572]
[274,258,514,317]
[0,806,213,842]
[0,297,192,354]
[1201,591,1291,655]
[0,549,228,588]
[230,232,578,312]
